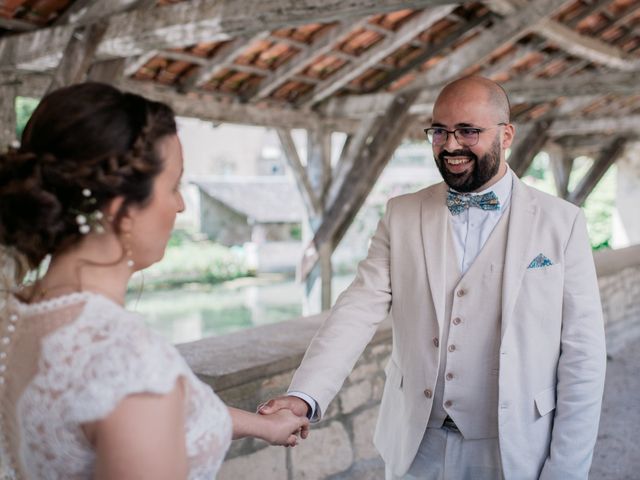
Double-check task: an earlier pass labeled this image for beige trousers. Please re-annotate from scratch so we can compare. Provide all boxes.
[386,427,504,480]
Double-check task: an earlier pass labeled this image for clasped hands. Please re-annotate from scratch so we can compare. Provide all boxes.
[257,395,311,447]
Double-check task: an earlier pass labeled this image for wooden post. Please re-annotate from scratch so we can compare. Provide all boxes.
[568,137,627,206]
[305,127,333,311]
[547,143,574,199]
[0,85,17,150]
[47,20,109,93]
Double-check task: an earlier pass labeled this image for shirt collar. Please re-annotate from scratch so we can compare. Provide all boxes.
[449,164,513,210]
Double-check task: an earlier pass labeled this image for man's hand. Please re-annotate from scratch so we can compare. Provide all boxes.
[258,396,310,439]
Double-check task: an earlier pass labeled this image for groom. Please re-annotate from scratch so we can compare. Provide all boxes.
[260,76,606,479]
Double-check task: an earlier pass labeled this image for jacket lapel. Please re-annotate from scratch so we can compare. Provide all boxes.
[501,172,539,339]
[421,182,449,333]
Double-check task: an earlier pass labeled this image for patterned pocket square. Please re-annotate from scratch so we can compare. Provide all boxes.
[528,253,553,269]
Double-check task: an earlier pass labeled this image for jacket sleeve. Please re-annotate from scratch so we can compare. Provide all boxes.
[288,199,394,417]
[539,210,607,480]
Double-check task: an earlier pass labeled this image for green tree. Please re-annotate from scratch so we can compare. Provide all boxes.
[15,97,40,140]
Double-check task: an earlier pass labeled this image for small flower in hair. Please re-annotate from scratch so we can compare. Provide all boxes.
[71,188,105,235]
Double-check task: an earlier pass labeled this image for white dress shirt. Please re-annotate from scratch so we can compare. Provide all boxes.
[449,167,513,274]
[290,167,514,419]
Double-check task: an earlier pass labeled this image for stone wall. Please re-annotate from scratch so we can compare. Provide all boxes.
[594,244,640,356]
[177,245,640,480]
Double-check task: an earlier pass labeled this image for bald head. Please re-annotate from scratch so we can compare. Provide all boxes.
[435,76,511,124]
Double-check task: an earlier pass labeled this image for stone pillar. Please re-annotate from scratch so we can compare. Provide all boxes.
[612,141,640,248]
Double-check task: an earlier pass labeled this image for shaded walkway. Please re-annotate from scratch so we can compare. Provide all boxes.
[590,335,640,480]
[337,333,640,480]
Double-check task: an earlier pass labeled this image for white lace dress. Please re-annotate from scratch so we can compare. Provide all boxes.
[0,292,232,479]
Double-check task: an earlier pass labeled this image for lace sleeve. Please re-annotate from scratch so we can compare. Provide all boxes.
[18,294,232,479]
[39,302,188,424]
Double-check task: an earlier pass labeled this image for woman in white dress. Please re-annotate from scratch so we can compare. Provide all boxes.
[0,82,308,479]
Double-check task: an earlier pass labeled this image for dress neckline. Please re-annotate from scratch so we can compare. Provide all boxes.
[9,291,97,316]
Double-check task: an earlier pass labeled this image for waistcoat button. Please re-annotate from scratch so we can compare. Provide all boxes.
[424,389,433,399]
[456,289,466,297]
[452,317,462,325]
[448,344,456,352]
[444,400,453,408]
[433,337,439,347]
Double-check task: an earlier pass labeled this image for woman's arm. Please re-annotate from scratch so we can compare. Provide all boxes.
[85,379,188,480]
[228,406,309,446]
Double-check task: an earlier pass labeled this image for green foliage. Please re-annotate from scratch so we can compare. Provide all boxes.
[289,223,302,241]
[129,236,252,291]
[522,153,617,250]
[15,97,39,140]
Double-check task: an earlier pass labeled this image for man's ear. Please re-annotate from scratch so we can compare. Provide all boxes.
[502,123,515,149]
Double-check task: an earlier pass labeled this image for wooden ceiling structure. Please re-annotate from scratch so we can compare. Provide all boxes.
[1,0,639,307]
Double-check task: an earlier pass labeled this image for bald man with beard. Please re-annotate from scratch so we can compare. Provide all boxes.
[261,76,606,480]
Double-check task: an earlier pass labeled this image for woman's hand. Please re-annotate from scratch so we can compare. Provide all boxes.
[260,409,310,447]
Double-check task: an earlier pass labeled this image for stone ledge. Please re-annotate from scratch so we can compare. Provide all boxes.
[176,312,392,391]
[594,244,640,277]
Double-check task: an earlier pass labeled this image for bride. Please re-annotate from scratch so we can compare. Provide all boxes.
[0,82,308,479]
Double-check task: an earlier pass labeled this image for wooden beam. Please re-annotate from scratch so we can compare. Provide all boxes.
[567,137,627,205]
[300,5,457,106]
[509,119,552,177]
[536,19,640,71]
[307,127,332,204]
[248,21,364,101]
[47,20,110,93]
[327,69,640,119]
[0,17,37,32]
[117,79,360,132]
[276,129,322,217]
[300,89,421,280]
[550,114,640,137]
[565,0,610,28]
[0,85,17,149]
[87,58,127,83]
[367,10,491,93]
[325,115,381,207]
[404,0,573,90]
[0,0,459,72]
[480,42,544,78]
[184,34,269,91]
[54,0,157,26]
[546,142,573,198]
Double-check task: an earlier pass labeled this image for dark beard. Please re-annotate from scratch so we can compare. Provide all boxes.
[435,136,501,193]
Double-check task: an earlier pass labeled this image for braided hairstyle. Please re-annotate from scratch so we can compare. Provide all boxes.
[0,82,177,272]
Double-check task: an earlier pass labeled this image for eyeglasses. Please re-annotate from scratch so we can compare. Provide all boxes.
[424,123,507,147]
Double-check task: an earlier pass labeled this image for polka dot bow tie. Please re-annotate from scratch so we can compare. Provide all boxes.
[446,190,500,215]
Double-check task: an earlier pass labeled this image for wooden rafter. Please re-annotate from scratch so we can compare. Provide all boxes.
[404,0,574,90]
[47,20,109,92]
[567,137,628,205]
[299,5,458,106]
[550,114,640,137]
[323,69,640,119]
[368,10,492,93]
[509,119,553,177]
[183,34,270,90]
[247,20,362,101]
[0,0,458,72]
[300,89,421,280]
[536,19,640,71]
[276,129,322,217]
[547,143,574,199]
[117,79,359,132]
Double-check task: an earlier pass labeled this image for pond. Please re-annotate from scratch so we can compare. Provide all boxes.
[126,274,355,344]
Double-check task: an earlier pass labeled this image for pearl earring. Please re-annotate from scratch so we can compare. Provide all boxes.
[123,232,134,268]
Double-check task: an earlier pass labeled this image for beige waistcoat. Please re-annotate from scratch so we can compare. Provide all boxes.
[427,205,511,439]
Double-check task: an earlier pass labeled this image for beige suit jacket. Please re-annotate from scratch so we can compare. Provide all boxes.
[289,173,606,479]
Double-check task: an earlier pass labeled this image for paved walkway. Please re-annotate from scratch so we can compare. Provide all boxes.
[590,337,640,479]
[340,336,640,480]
